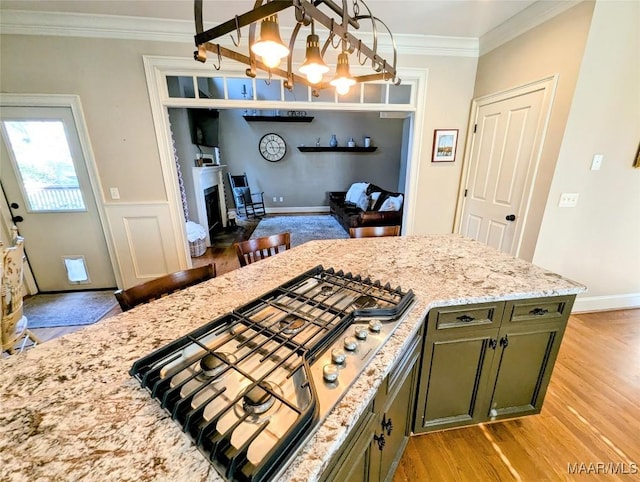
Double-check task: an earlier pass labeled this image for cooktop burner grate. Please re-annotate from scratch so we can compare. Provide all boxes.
[130,266,414,482]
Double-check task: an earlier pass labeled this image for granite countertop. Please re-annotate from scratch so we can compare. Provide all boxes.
[0,235,585,482]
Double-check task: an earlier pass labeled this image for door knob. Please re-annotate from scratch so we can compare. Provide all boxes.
[505,214,516,222]
[11,215,24,223]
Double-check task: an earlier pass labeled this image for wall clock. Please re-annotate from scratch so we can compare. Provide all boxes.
[259,133,287,162]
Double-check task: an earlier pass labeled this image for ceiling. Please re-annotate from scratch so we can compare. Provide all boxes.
[0,0,540,38]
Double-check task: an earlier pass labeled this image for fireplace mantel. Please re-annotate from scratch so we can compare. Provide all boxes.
[192,165,228,246]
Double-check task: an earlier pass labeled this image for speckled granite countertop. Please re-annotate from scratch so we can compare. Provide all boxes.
[0,235,585,482]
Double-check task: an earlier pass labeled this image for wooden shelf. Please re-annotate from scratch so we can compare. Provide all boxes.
[243,115,314,123]
[297,146,378,153]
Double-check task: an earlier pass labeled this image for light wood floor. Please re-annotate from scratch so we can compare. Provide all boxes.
[393,308,640,482]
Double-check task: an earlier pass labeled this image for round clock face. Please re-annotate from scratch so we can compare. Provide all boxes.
[259,133,287,162]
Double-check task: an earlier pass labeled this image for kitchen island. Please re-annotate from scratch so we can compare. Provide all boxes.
[0,235,585,482]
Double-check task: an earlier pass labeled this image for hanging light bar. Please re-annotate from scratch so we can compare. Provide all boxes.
[193,0,400,96]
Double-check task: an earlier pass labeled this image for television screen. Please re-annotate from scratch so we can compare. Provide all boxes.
[189,108,219,147]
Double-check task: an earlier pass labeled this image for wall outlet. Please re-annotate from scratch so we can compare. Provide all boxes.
[109,187,120,200]
[558,192,579,207]
[279,197,283,202]
[272,196,277,202]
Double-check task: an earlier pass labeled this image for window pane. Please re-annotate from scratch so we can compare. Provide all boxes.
[311,87,335,103]
[388,84,411,104]
[283,82,309,102]
[166,76,196,98]
[338,84,362,103]
[256,79,282,101]
[197,77,224,99]
[363,83,385,103]
[3,120,86,211]
[227,78,254,101]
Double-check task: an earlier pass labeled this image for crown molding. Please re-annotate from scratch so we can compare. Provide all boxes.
[479,0,582,56]
[0,9,478,58]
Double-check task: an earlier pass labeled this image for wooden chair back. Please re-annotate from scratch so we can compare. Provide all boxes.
[114,264,216,312]
[349,225,401,238]
[234,232,291,267]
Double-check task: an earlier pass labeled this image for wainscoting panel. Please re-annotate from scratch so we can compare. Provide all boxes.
[105,203,185,289]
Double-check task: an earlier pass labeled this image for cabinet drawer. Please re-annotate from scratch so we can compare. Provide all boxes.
[504,296,574,325]
[429,302,504,332]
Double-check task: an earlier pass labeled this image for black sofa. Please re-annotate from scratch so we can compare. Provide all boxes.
[329,183,404,233]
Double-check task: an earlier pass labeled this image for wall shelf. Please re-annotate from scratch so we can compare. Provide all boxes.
[297,146,378,153]
[243,115,314,123]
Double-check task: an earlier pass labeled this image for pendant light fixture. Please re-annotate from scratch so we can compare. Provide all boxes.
[193,0,400,96]
[298,21,329,85]
[250,15,289,68]
[329,51,356,95]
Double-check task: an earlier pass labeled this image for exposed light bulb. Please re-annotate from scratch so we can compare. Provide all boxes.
[334,80,353,96]
[260,51,284,69]
[305,70,325,84]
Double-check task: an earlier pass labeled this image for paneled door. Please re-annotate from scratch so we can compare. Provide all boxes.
[459,78,555,257]
[0,105,116,291]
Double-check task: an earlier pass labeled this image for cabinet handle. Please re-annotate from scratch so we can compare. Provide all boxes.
[489,338,498,350]
[373,433,386,451]
[382,415,393,436]
[456,314,475,323]
[529,307,549,316]
[499,334,509,348]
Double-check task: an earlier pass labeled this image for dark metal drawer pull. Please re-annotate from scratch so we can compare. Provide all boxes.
[456,314,475,323]
[529,307,549,316]
[374,433,386,451]
[382,415,393,436]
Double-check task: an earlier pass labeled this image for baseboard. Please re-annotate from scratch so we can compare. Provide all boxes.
[572,293,640,313]
[265,206,330,214]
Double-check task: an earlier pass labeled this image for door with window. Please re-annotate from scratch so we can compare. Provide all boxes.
[0,106,116,291]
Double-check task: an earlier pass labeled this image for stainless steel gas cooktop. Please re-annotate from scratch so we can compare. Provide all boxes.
[130,266,414,482]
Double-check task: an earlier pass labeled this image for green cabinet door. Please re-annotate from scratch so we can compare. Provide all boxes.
[415,330,498,432]
[483,322,566,420]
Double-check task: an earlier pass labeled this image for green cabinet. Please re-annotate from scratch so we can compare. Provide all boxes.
[414,295,575,433]
[321,332,421,482]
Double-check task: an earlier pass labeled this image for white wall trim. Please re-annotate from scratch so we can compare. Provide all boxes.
[265,206,331,214]
[572,293,640,314]
[479,0,582,56]
[0,9,479,57]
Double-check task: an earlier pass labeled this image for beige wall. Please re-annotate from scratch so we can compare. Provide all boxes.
[533,0,640,310]
[473,1,595,261]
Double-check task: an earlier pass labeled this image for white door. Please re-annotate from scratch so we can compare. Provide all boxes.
[0,106,116,292]
[459,79,554,257]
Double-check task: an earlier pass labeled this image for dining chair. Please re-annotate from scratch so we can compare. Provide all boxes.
[349,225,401,238]
[234,232,291,267]
[114,263,216,311]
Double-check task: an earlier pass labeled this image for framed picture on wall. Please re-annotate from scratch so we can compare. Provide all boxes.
[432,129,459,162]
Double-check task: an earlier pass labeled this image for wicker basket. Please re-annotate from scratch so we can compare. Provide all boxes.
[189,237,206,257]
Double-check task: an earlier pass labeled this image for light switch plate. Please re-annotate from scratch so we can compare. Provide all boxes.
[559,192,579,207]
[591,154,603,170]
[109,187,120,200]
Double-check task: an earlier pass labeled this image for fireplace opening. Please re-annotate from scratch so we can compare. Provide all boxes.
[204,185,222,238]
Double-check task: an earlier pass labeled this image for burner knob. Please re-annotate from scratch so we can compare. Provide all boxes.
[355,327,368,340]
[368,319,382,333]
[323,364,339,383]
[331,349,346,364]
[343,336,358,351]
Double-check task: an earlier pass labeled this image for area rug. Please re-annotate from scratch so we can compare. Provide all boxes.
[23,291,118,328]
[250,215,349,247]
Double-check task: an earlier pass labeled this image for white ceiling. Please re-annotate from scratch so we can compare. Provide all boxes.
[0,0,540,38]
